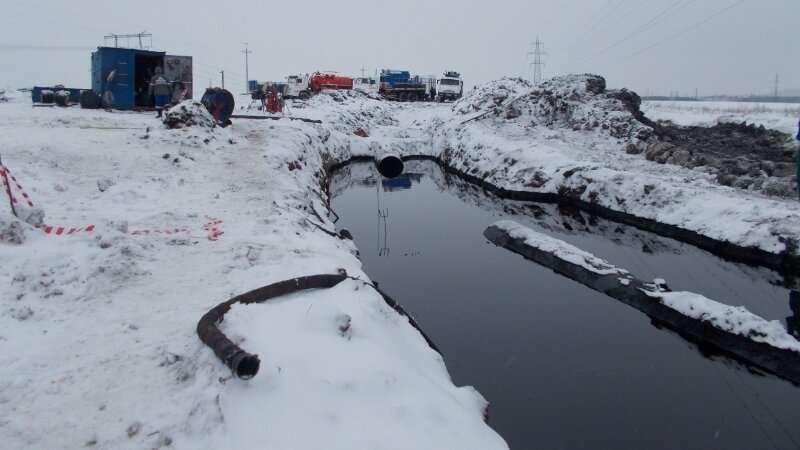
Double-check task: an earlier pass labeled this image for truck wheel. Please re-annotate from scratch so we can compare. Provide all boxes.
[398,92,407,102]
[407,93,417,102]
[299,91,310,100]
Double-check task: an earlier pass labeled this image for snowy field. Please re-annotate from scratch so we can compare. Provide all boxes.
[0,91,505,449]
[1,78,799,449]
[641,100,800,135]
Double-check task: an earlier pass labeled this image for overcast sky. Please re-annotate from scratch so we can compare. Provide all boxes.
[0,0,798,98]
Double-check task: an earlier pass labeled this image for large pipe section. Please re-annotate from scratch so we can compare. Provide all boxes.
[375,151,403,179]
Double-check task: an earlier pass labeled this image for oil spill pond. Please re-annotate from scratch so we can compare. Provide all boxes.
[330,160,800,449]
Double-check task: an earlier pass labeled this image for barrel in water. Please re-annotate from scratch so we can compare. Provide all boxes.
[201,88,235,127]
[375,152,403,179]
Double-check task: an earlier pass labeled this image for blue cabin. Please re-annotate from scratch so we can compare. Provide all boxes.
[91,47,193,109]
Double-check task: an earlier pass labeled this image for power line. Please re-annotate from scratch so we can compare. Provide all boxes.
[527,36,546,84]
[552,0,615,51]
[558,0,628,54]
[0,44,93,51]
[564,0,695,70]
[597,0,750,69]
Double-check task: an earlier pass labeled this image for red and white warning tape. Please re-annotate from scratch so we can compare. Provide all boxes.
[42,225,96,235]
[1,163,222,241]
[131,227,189,236]
[202,216,224,241]
[0,165,35,208]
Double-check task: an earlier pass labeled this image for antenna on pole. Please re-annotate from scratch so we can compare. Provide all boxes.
[104,32,151,49]
[361,65,366,78]
[243,42,252,93]
[527,35,546,84]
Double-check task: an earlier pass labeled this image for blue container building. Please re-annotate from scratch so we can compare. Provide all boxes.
[91,47,193,109]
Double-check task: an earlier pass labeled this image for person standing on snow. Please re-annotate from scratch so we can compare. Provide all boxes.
[149,66,172,118]
[796,118,800,200]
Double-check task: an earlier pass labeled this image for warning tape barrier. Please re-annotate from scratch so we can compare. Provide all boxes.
[202,216,224,241]
[42,225,96,235]
[131,227,189,236]
[0,165,35,208]
[1,163,222,241]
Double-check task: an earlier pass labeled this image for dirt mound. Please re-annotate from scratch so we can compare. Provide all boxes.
[300,89,396,133]
[162,100,217,130]
[456,75,798,199]
[640,121,797,197]
[455,75,653,144]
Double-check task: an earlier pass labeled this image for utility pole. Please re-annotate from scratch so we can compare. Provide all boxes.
[773,74,779,99]
[527,36,546,84]
[243,42,252,93]
[221,71,225,89]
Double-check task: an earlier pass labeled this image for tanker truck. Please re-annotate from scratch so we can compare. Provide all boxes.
[284,72,353,99]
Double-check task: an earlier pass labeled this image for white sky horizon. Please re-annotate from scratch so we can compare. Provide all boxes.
[0,0,797,98]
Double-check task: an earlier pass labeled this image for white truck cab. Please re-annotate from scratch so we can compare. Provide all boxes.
[285,74,310,99]
[435,71,463,102]
[353,77,378,94]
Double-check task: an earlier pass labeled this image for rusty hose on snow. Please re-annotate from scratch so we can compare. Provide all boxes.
[197,270,440,380]
[197,273,349,379]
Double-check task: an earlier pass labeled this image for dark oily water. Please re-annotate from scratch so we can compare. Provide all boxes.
[330,160,800,450]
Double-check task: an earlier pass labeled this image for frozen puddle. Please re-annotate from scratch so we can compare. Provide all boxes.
[330,160,800,449]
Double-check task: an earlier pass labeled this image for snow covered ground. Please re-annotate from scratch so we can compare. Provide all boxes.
[1,78,799,449]
[0,91,505,449]
[641,100,800,135]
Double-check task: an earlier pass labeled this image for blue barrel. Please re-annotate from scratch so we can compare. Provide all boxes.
[248,80,259,92]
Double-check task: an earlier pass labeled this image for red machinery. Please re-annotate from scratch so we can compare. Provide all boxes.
[261,83,284,114]
[308,72,353,92]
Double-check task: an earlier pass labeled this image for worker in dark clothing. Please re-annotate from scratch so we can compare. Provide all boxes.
[149,66,172,117]
[796,119,800,200]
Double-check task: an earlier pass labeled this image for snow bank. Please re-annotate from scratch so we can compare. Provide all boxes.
[295,90,397,135]
[642,100,800,135]
[647,290,800,353]
[162,100,218,130]
[0,95,506,449]
[428,76,800,258]
[0,87,27,103]
[452,74,652,145]
[490,220,800,354]
[494,219,628,276]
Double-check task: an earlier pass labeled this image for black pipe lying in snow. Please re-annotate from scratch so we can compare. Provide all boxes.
[197,273,349,379]
[197,270,440,379]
